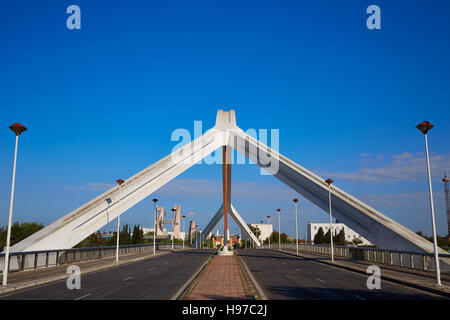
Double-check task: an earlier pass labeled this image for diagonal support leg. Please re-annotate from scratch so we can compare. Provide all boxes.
[196,203,261,247]
[229,204,261,247]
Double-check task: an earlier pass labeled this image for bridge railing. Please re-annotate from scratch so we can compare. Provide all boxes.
[0,243,191,274]
[273,243,450,272]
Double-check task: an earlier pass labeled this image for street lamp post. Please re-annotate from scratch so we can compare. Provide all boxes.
[325,178,334,262]
[277,209,281,251]
[115,179,124,263]
[416,121,441,286]
[200,229,203,249]
[152,198,158,255]
[2,123,27,286]
[171,207,176,251]
[293,198,299,255]
[267,216,271,249]
[182,215,186,250]
[260,221,264,248]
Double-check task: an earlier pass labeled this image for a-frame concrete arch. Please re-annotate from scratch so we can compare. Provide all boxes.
[10,110,449,262]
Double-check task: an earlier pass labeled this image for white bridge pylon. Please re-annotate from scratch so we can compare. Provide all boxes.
[9,110,450,262]
[195,203,261,248]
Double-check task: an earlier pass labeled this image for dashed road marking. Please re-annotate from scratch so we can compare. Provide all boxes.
[74,294,91,300]
[315,278,326,283]
[148,267,155,271]
[123,276,133,281]
[354,295,366,300]
[295,268,301,272]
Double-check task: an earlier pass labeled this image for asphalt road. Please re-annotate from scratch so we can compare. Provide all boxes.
[238,249,447,300]
[1,249,214,300]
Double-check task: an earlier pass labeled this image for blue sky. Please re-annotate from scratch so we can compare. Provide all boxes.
[0,0,449,239]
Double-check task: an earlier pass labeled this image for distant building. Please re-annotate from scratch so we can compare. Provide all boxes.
[141,227,154,235]
[307,222,371,245]
[250,223,273,242]
[210,232,241,248]
[100,231,114,239]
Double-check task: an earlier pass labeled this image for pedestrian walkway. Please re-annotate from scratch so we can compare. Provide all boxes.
[277,248,450,297]
[186,255,253,300]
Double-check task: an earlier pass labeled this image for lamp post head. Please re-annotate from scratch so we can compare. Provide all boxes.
[116,179,124,186]
[325,178,334,185]
[416,121,434,134]
[152,198,158,203]
[293,198,299,203]
[443,172,450,182]
[182,215,186,218]
[9,123,27,136]
[171,207,176,212]
[277,208,281,213]
[267,216,270,219]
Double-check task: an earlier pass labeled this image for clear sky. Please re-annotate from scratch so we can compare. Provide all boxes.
[0,0,449,239]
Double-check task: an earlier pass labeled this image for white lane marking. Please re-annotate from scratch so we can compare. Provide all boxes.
[148,267,155,271]
[315,278,326,283]
[281,262,285,265]
[160,261,169,265]
[295,268,301,272]
[354,295,366,300]
[123,276,133,281]
[74,294,91,300]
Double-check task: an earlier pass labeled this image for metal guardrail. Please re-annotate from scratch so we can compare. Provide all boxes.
[0,243,191,274]
[272,243,450,272]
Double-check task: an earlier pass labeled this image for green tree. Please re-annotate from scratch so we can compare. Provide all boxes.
[120,224,131,245]
[416,231,449,250]
[280,232,289,243]
[131,225,144,244]
[249,225,261,240]
[0,222,45,249]
[337,228,346,246]
[314,227,325,244]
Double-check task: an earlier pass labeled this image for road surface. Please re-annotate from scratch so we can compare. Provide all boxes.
[238,249,446,300]
[1,249,213,300]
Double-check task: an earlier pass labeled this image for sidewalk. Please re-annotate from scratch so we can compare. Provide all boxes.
[0,250,170,295]
[185,255,256,300]
[277,248,450,297]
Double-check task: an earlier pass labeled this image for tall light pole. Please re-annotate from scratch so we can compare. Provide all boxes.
[267,216,271,249]
[152,198,158,255]
[2,123,27,286]
[416,121,441,286]
[293,198,299,255]
[200,228,203,249]
[277,208,281,251]
[171,207,176,251]
[115,179,124,263]
[260,221,264,248]
[325,178,334,262]
[182,215,186,250]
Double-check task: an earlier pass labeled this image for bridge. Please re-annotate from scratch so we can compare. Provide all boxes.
[1,110,449,300]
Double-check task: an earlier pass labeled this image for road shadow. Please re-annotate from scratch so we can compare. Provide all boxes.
[168,249,216,256]
[264,285,447,300]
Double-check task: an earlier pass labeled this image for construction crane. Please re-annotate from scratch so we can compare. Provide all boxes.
[443,172,450,239]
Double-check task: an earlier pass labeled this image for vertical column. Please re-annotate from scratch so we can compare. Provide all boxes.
[222,146,231,247]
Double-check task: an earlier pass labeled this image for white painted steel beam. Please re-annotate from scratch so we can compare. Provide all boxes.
[10,109,449,264]
[10,127,225,252]
[228,127,449,256]
[198,203,261,247]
